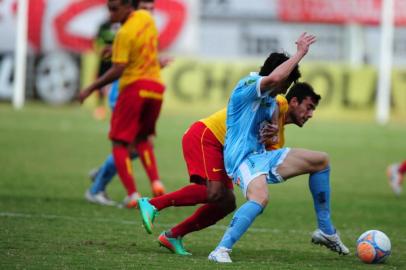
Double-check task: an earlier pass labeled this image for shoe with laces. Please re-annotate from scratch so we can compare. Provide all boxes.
[208,247,232,263]
[152,180,166,197]
[121,192,141,208]
[311,229,350,255]
[85,189,116,206]
[137,197,158,234]
[158,232,191,255]
[387,164,402,195]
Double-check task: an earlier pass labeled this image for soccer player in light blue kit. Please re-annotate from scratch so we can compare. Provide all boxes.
[208,33,349,263]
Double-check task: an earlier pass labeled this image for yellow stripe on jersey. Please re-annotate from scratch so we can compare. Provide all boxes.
[200,108,227,145]
[112,10,162,91]
[268,95,288,150]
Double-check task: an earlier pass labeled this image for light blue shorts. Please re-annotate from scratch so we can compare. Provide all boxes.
[232,148,290,198]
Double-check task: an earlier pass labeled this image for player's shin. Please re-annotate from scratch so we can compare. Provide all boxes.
[112,145,137,195]
[216,200,263,249]
[309,165,335,235]
[90,154,117,194]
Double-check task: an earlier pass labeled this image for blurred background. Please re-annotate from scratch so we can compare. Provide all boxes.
[1,1,406,268]
[1,0,405,122]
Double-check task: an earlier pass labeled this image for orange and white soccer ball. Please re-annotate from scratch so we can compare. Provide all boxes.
[356,230,391,264]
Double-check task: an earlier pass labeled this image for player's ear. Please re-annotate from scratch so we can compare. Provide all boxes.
[290,96,299,106]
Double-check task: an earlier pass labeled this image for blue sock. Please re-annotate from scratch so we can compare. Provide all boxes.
[90,155,117,194]
[217,200,263,249]
[90,153,138,194]
[309,165,335,235]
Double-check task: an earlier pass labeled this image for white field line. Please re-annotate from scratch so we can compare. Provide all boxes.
[0,211,288,234]
[2,211,405,243]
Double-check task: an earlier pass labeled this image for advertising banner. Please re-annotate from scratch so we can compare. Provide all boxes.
[160,59,406,121]
[277,0,406,25]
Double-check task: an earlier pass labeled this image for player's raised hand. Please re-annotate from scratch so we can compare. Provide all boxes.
[295,32,316,56]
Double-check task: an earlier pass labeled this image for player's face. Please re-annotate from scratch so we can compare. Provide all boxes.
[138,2,155,12]
[108,0,131,23]
[290,96,317,127]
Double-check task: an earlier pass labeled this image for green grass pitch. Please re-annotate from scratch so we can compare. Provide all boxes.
[1,103,405,269]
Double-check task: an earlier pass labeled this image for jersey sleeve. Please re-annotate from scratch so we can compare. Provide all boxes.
[112,28,131,64]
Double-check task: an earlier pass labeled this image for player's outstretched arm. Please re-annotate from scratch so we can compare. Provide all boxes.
[260,32,316,93]
[77,63,126,103]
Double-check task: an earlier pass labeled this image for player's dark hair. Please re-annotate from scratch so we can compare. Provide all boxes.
[286,82,321,105]
[119,0,132,5]
[131,0,154,8]
[258,52,301,83]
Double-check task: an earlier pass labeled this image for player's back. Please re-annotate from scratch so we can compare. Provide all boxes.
[224,73,277,176]
[112,10,162,90]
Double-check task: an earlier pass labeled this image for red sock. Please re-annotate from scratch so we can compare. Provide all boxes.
[170,203,230,238]
[135,140,159,183]
[398,161,406,174]
[149,184,207,211]
[113,145,137,195]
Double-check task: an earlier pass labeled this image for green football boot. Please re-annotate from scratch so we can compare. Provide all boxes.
[158,232,192,256]
[137,197,158,234]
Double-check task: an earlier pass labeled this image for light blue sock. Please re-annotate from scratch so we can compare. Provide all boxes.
[90,154,116,194]
[309,165,335,235]
[217,200,263,249]
[90,153,138,194]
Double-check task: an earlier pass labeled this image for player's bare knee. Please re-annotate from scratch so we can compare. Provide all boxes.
[247,190,268,207]
[207,189,224,203]
[207,186,225,203]
[317,152,329,170]
[311,151,329,172]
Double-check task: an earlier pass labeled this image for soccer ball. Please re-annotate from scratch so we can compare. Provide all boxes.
[356,230,391,264]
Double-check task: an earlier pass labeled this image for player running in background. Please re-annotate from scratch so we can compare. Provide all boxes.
[84,0,170,207]
[387,160,406,195]
[92,19,119,120]
[79,0,165,208]
[208,33,349,263]
[136,80,325,256]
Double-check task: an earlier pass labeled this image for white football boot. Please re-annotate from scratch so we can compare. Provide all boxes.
[208,247,232,263]
[387,164,402,195]
[311,229,350,255]
[85,190,117,206]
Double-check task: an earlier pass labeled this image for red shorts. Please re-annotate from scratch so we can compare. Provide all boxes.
[109,80,164,143]
[182,121,233,189]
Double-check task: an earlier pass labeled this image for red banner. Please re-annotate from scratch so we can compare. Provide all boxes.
[277,0,406,26]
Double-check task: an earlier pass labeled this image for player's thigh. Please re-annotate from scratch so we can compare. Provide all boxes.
[109,88,144,143]
[137,98,163,139]
[277,148,329,180]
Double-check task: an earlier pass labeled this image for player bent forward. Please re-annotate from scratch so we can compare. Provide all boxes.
[208,33,349,263]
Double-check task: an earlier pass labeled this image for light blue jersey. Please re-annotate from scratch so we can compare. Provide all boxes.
[224,73,277,176]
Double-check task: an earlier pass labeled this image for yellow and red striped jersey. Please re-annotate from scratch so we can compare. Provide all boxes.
[112,10,162,91]
[199,94,288,148]
[200,108,227,145]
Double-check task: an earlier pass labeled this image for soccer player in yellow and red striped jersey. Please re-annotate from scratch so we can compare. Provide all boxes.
[79,0,165,207]
[137,82,321,255]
